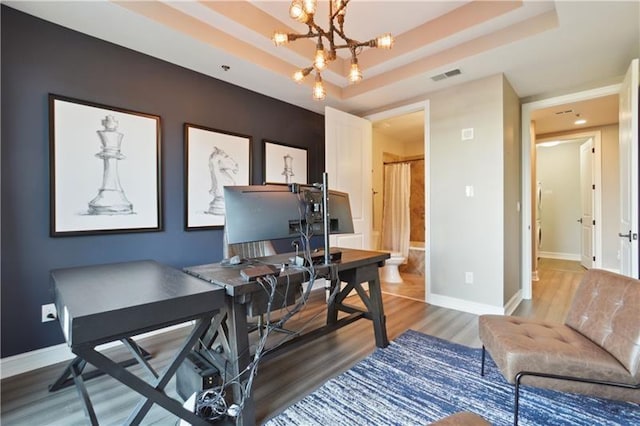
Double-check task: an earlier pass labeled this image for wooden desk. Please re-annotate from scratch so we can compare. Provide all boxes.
[184,247,390,425]
[51,260,226,425]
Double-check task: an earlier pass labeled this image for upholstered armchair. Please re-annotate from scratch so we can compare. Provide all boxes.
[479,268,640,425]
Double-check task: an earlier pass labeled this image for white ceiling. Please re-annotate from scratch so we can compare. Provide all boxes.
[5,0,639,130]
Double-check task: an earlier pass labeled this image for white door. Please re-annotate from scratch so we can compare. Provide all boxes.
[325,107,372,250]
[579,139,594,269]
[619,59,639,277]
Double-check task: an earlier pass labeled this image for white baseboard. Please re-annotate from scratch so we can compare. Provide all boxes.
[504,290,523,315]
[1,342,74,380]
[428,293,505,316]
[1,322,191,380]
[539,251,580,261]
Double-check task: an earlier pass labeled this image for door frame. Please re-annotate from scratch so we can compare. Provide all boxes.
[521,84,619,299]
[365,101,431,301]
[535,132,602,267]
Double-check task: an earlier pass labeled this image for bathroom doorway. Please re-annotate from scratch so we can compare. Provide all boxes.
[367,102,428,302]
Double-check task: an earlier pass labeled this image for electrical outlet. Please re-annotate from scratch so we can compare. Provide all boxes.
[42,303,57,323]
[465,272,474,284]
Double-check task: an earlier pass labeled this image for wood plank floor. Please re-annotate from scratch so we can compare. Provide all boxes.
[380,272,425,301]
[0,260,584,425]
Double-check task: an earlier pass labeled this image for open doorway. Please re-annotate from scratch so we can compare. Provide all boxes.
[522,88,620,299]
[535,135,600,272]
[366,102,429,302]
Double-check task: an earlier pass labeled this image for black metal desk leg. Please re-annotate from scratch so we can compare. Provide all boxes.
[126,317,212,424]
[73,318,213,426]
[49,356,87,392]
[71,360,98,426]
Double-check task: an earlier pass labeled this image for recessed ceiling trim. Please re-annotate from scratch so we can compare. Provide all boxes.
[112,1,343,96]
[342,10,559,100]
[199,0,345,76]
[357,0,523,71]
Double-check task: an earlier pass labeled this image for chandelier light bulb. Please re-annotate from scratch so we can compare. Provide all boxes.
[293,67,312,83]
[333,0,346,16]
[314,48,327,70]
[313,73,326,100]
[376,33,394,49]
[349,62,363,84]
[272,31,289,46]
[289,0,309,23]
[313,81,326,100]
[302,0,317,15]
[293,70,305,83]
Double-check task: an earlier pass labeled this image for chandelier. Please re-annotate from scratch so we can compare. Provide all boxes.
[272,0,394,100]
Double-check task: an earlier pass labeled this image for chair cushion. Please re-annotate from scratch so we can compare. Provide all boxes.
[479,315,640,402]
[564,269,640,380]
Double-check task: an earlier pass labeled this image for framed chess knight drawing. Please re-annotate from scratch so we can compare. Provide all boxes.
[49,94,162,236]
[184,124,251,230]
[263,140,308,185]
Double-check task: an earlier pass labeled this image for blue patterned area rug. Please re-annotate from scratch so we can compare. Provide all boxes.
[265,330,639,425]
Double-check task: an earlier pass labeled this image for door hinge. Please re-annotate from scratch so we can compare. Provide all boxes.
[593,219,596,225]
[592,184,595,190]
[593,256,596,261]
[592,147,595,153]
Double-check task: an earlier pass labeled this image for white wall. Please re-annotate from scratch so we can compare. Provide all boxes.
[366,73,521,314]
[503,76,522,303]
[600,125,620,270]
[429,74,506,307]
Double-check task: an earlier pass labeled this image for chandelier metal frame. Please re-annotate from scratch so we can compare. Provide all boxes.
[272,0,393,100]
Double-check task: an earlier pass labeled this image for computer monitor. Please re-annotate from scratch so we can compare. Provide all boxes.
[224,184,354,245]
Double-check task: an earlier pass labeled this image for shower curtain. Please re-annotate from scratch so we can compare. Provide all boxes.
[381,163,411,260]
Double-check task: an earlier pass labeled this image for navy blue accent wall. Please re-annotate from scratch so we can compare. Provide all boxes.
[1,6,325,357]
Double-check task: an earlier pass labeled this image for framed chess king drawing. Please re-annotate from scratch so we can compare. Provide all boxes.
[184,124,251,230]
[49,94,162,236]
[263,140,308,185]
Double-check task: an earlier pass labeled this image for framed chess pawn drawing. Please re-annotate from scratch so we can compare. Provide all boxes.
[263,140,308,185]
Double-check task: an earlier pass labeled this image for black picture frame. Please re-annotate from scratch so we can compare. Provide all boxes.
[263,140,308,185]
[184,123,252,230]
[49,94,162,237]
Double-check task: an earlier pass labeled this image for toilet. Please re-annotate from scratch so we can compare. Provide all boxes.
[381,252,406,283]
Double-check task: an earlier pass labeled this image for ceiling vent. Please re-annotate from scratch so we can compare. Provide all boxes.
[431,68,462,82]
[554,109,574,115]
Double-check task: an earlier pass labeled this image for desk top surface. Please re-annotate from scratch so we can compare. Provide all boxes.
[184,248,389,297]
[52,260,226,347]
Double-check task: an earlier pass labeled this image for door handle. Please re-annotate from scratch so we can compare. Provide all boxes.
[577,218,583,223]
[619,231,632,242]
